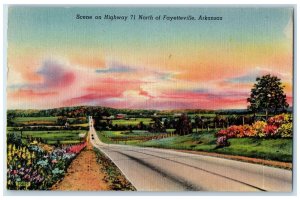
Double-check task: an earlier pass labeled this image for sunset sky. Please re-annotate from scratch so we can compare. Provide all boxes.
[7,7,293,110]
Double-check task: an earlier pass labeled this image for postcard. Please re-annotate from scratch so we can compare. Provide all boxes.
[5,5,294,192]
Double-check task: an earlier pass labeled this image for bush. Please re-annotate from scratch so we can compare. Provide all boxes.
[217,125,255,138]
[277,123,293,138]
[7,132,22,147]
[216,136,230,147]
[252,121,267,137]
[267,114,292,127]
[263,125,279,137]
[217,125,242,138]
[217,113,292,140]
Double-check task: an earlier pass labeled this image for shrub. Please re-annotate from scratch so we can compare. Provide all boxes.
[219,125,242,138]
[216,136,230,147]
[277,123,292,138]
[268,114,292,127]
[7,132,22,147]
[263,125,279,137]
[218,114,292,139]
[252,121,267,137]
[217,125,255,138]
[242,125,256,137]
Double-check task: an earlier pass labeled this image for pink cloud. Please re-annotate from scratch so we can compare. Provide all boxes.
[139,89,154,98]
[9,89,58,99]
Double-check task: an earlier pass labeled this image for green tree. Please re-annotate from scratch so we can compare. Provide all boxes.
[247,74,289,119]
[194,115,200,133]
[151,117,165,133]
[56,116,68,126]
[175,114,192,135]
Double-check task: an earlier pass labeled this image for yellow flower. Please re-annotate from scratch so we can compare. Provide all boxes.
[27,160,32,166]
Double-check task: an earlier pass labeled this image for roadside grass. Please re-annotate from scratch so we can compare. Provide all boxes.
[214,138,292,162]
[96,130,160,145]
[93,148,136,191]
[7,130,86,144]
[98,130,292,163]
[139,130,216,151]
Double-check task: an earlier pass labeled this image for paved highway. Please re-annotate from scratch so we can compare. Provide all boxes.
[89,117,292,192]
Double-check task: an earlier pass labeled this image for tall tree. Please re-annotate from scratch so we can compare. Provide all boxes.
[175,114,192,135]
[247,74,289,119]
[194,115,200,133]
[151,117,165,133]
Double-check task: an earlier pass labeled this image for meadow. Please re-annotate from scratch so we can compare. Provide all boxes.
[103,118,152,126]
[12,117,58,125]
[12,130,86,144]
[8,116,88,145]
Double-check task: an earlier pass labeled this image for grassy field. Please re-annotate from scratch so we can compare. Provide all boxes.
[96,130,163,145]
[110,118,152,126]
[136,131,293,162]
[12,117,58,125]
[11,116,88,128]
[8,130,86,145]
[188,113,216,118]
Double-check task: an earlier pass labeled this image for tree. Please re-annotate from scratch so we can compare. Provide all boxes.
[150,117,165,133]
[194,115,200,133]
[247,74,289,119]
[175,114,192,135]
[56,116,68,126]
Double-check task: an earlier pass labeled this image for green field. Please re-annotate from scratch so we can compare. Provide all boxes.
[136,131,293,162]
[110,118,152,126]
[12,117,58,124]
[11,116,88,127]
[8,130,86,144]
[188,113,217,118]
[96,130,163,144]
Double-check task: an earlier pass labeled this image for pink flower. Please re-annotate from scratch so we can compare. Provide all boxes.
[51,159,58,164]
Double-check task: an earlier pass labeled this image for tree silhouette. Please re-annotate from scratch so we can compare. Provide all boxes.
[150,117,165,133]
[247,74,289,119]
[194,115,200,133]
[175,114,192,135]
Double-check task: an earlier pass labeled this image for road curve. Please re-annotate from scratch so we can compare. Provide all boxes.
[89,118,292,192]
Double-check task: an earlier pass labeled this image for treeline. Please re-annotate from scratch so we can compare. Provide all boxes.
[7,106,157,118]
[94,114,264,135]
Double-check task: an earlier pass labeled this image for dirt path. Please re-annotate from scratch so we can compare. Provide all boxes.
[52,140,110,191]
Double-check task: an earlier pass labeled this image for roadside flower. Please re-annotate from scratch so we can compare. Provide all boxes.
[216,136,229,147]
[263,125,278,137]
[252,121,267,137]
[51,159,58,164]
[277,123,292,138]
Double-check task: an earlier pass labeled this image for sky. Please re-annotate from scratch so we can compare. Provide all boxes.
[6,6,293,110]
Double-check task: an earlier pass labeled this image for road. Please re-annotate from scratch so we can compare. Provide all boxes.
[89,117,292,192]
